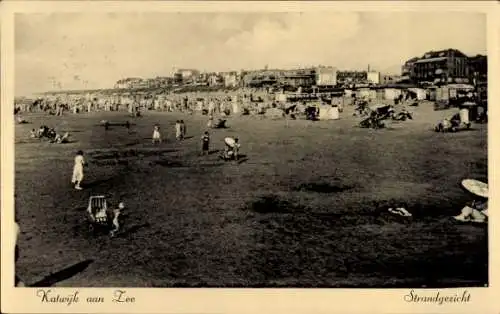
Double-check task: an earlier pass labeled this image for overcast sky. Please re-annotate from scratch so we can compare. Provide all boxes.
[15,12,486,96]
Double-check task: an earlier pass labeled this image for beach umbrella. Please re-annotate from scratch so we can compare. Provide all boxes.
[224,137,236,148]
[462,179,488,198]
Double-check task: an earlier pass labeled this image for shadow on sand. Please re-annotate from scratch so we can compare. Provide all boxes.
[115,223,151,238]
[29,259,94,287]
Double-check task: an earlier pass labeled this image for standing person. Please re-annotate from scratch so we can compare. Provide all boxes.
[208,99,215,115]
[201,131,210,155]
[233,138,241,160]
[152,124,162,144]
[110,202,125,237]
[71,150,85,190]
[207,115,214,128]
[180,120,186,139]
[175,120,182,140]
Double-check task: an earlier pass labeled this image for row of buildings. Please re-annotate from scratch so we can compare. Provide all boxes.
[114,48,487,91]
[114,67,393,90]
[114,69,240,89]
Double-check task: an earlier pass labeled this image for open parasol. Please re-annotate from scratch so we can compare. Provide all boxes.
[461,179,488,198]
[224,137,236,148]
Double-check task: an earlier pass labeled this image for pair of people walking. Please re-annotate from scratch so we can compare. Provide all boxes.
[151,120,187,144]
[175,120,187,140]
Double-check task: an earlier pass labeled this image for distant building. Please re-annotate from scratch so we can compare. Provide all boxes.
[381,74,402,85]
[207,73,223,86]
[407,49,469,84]
[336,71,368,86]
[115,81,128,89]
[242,69,281,87]
[114,78,144,89]
[145,78,160,89]
[174,69,200,84]
[316,67,337,86]
[223,72,239,87]
[280,74,315,88]
[279,68,316,88]
[367,71,380,85]
[154,76,174,87]
[178,69,200,79]
[468,54,487,84]
[468,54,487,106]
[173,73,183,84]
[401,57,419,77]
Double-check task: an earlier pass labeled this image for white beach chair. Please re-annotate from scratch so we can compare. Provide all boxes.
[87,195,109,227]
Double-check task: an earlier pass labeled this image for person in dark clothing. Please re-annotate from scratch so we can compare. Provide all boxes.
[201,131,210,155]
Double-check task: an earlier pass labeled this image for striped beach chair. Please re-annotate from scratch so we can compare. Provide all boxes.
[87,196,109,229]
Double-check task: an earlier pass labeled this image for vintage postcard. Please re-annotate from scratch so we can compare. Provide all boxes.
[1,1,499,313]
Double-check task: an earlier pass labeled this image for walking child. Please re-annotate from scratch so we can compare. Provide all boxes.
[71,150,85,190]
[152,124,162,144]
[201,131,210,155]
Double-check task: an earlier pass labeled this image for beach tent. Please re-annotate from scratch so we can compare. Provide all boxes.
[376,89,385,100]
[384,88,402,100]
[408,88,427,100]
[232,101,240,114]
[318,105,339,120]
[344,89,354,97]
[368,90,377,100]
[331,97,343,106]
[357,89,371,99]
[275,93,287,102]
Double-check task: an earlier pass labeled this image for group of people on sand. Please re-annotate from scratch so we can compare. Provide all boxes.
[151,120,187,144]
[30,125,70,144]
[150,120,240,160]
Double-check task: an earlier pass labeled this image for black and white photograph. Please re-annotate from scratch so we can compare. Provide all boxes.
[5,4,492,296]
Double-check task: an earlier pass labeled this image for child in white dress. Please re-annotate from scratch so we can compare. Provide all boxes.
[71,150,85,190]
[152,125,162,144]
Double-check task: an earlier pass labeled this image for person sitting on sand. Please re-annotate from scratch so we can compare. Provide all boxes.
[454,179,488,223]
[37,126,47,138]
[454,200,488,223]
[60,132,70,143]
[51,133,61,143]
[222,137,241,161]
[52,132,69,144]
[30,129,37,138]
[435,118,454,133]
[16,115,28,124]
